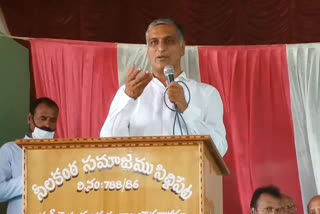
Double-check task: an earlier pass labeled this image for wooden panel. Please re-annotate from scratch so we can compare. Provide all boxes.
[203,143,223,214]
[22,138,202,214]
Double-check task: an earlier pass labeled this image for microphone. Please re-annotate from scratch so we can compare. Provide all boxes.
[164,65,177,110]
[164,65,175,84]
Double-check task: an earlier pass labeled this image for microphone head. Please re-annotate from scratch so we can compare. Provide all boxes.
[164,65,175,76]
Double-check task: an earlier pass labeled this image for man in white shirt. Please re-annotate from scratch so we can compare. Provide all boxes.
[0,97,59,214]
[100,18,228,156]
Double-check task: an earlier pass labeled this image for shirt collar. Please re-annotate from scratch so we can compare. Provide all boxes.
[151,71,188,87]
[175,71,188,81]
[24,134,32,140]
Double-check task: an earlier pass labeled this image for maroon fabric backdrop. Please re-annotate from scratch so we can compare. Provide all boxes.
[198,45,303,213]
[30,39,118,138]
[2,0,320,45]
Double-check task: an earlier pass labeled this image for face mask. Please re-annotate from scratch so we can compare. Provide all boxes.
[32,127,55,139]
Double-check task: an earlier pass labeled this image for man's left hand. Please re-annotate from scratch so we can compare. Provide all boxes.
[167,82,188,113]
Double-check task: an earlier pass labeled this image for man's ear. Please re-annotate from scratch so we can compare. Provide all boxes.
[27,113,32,125]
[250,208,255,214]
[180,42,185,57]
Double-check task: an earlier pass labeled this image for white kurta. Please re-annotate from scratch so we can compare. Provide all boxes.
[100,72,228,156]
[0,135,30,214]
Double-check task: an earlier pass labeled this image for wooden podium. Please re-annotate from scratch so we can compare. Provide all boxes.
[17,135,229,214]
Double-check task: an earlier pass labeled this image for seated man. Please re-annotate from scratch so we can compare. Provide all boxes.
[0,97,59,214]
[250,185,282,213]
[308,195,320,214]
[100,18,228,156]
[280,193,297,214]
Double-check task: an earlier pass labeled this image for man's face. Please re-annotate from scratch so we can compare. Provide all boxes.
[27,103,58,132]
[309,196,320,214]
[147,24,185,74]
[254,194,281,214]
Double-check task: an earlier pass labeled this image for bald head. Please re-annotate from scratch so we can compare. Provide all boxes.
[280,194,296,213]
[308,195,320,214]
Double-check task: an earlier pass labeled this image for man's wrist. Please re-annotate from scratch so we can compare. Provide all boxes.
[177,102,188,113]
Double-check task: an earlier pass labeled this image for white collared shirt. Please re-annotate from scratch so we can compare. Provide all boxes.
[100,72,228,156]
[0,135,31,214]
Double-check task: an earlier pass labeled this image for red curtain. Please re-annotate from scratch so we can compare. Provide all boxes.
[30,39,118,138]
[198,45,303,213]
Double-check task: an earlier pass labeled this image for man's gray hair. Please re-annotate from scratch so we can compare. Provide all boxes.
[145,18,185,44]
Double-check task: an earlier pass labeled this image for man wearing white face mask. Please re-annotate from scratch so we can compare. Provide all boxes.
[0,97,59,214]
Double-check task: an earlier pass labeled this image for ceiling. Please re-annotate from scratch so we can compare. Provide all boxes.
[1,0,320,45]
